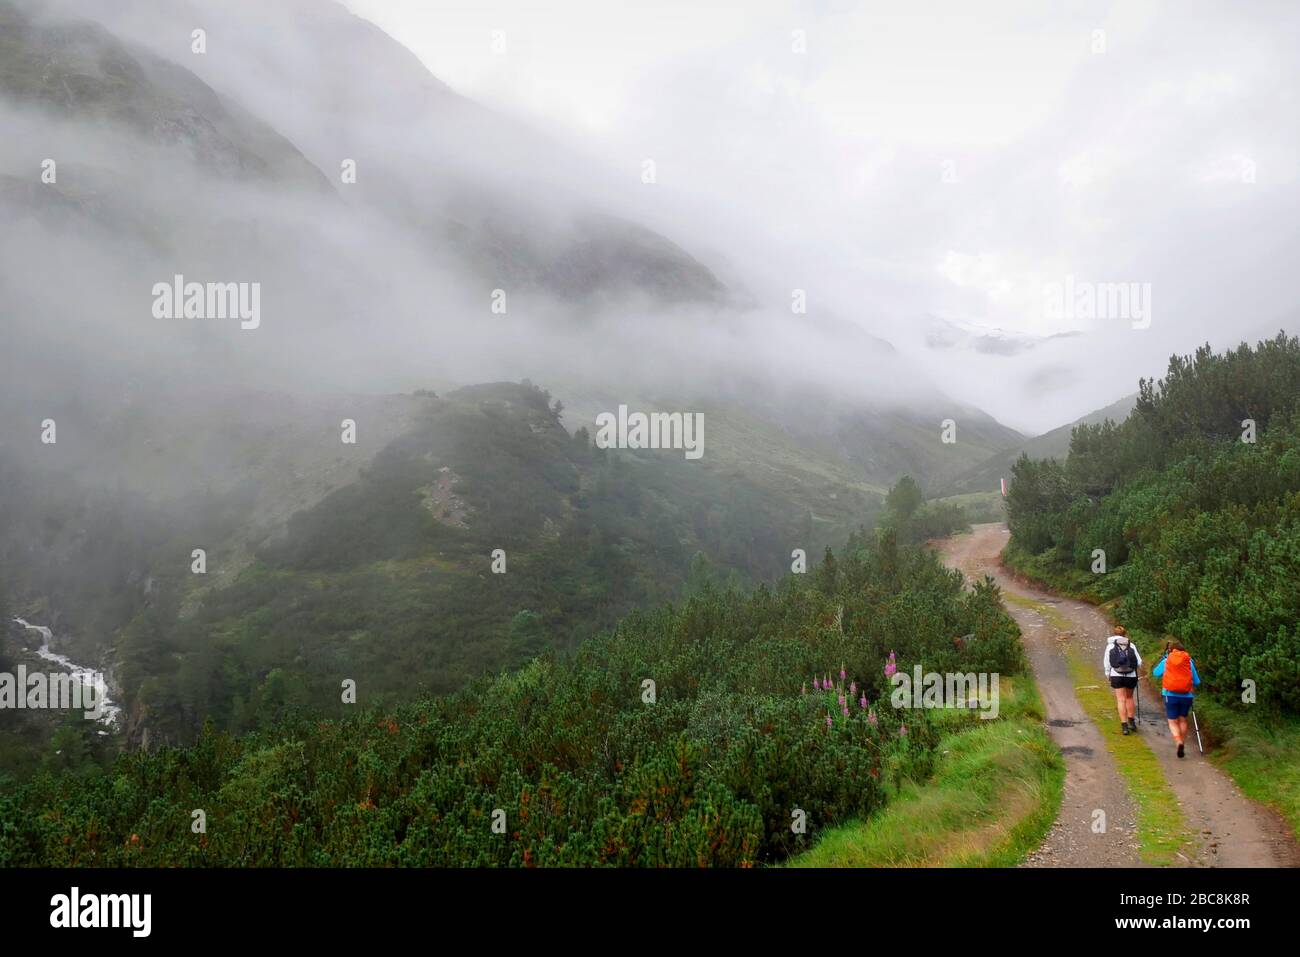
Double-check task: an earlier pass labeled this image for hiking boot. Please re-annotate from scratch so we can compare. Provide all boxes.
[1129,718,1139,732]
[1177,743,1185,758]
[1121,723,1130,735]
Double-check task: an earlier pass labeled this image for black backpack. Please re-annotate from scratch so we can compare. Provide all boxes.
[1109,643,1136,674]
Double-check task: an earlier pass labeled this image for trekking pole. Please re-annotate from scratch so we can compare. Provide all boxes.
[1192,708,1203,753]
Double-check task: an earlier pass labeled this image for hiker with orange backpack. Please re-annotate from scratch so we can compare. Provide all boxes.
[1152,640,1202,758]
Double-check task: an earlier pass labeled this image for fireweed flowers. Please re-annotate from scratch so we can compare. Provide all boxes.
[810,663,890,731]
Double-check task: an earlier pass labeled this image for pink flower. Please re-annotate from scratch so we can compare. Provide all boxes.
[838,694,845,708]
[825,713,833,729]
[850,681,857,695]
[813,676,820,691]
[884,651,897,679]
[899,724,908,737]
[842,705,849,717]
[859,693,867,709]
[840,664,846,682]
[867,709,878,726]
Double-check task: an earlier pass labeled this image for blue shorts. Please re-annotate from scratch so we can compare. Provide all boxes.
[1163,695,1193,719]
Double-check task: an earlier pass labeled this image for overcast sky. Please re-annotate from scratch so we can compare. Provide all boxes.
[345,0,1298,433]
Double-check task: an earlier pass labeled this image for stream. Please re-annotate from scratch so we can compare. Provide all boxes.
[11,617,122,730]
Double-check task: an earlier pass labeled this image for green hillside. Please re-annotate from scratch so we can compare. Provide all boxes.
[1,372,1010,768]
[1,382,888,752]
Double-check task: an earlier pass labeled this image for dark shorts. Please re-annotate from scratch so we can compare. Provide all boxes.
[1109,676,1138,690]
[1164,695,1193,719]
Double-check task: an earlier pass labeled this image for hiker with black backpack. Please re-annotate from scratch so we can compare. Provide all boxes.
[1103,625,1142,735]
[1152,640,1202,758]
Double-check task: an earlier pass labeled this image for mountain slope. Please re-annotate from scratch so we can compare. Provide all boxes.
[103,382,885,744]
[32,0,731,308]
[939,393,1137,496]
[0,0,329,190]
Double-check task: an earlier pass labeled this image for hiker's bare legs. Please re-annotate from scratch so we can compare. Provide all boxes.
[1124,689,1136,720]
[1167,716,1188,743]
[1114,688,1129,722]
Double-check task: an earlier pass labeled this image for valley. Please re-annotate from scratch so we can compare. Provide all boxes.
[0,0,1295,888]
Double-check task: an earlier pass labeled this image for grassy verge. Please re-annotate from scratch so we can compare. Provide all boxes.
[788,676,1063,867]
[1192,698,1300,840]
[1003,544,1300,844]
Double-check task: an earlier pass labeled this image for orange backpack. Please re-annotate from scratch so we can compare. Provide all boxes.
[1162,649,1194,694]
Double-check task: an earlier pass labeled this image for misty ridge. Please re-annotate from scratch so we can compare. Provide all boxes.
[1,0,1033,620]
[1,0,1057,628]
[1,0,944,422]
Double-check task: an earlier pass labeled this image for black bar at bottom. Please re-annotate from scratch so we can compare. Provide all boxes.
[0,866,1285,942]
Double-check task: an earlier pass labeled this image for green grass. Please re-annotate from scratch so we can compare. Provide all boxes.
[1002,591,1072,631]
[1193,698,1300,841]
[788,676,1064,867]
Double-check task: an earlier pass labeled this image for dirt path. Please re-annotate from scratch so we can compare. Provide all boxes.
[938,523,1300,868]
